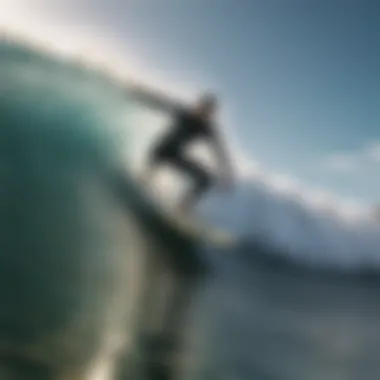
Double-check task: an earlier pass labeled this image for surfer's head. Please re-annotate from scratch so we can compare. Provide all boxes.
[194,92,218,119]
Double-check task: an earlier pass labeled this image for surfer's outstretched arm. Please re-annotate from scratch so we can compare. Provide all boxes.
[210,128,234,190]
[127,82,183,113]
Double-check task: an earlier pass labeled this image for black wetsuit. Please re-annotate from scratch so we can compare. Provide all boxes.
[150,107,215,197]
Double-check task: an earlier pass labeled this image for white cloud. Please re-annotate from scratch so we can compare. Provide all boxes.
[323,141,380,173]
[322,153,359,173]
[365,142,380,163]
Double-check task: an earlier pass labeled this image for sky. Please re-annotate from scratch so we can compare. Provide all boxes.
[2,0,380,206]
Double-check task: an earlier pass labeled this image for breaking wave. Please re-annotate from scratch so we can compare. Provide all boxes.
[2,36,380,274]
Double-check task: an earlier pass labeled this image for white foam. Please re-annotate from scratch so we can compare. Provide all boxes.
[202,176,379,270]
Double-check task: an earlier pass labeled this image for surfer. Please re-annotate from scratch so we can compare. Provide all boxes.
[130,84,234,214]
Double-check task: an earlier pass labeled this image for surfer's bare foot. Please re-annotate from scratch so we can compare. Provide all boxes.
[173,198,189,216]
[175,196,197,217]
[174,204,188,218]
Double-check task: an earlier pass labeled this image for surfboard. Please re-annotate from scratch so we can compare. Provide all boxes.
[133,174,237,248]
[167,214,238,248]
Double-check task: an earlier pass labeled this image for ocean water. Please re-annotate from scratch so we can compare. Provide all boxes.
[2,37,380,380]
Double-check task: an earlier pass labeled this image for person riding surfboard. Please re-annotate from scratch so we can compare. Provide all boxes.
[130,84,234,215]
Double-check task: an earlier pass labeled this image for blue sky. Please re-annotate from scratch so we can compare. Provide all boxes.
[3,0,380,205]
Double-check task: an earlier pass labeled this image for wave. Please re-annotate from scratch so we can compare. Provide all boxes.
[201,179,380,272]
[2,36,380,275]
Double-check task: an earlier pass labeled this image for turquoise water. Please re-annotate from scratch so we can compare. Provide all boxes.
[2,38,380,380]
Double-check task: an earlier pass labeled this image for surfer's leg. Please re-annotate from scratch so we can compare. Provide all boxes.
[140,160,157,187]
[140,144,166,187]
[139,161,156,189]
[171,156,213,214]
